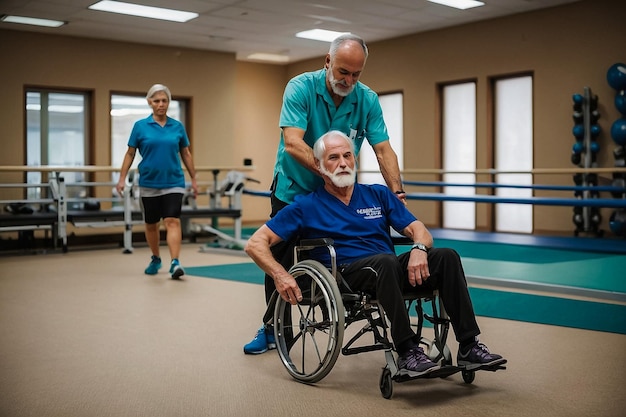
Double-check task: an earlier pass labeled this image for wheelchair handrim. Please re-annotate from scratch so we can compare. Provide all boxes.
[274,260,345,383]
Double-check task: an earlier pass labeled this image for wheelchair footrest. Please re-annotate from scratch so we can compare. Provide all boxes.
[481,364,506,372]
[460,359,507,372]
[394,365,461,382]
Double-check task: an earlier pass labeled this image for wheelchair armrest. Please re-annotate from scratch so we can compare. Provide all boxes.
[299,238,334,249]
[391,235,412,245]
[295,238,337,278]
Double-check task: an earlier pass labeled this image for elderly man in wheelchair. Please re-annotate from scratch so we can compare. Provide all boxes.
[245,130,506,396]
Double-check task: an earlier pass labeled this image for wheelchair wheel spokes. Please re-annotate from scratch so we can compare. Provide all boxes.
[274,260,345,384]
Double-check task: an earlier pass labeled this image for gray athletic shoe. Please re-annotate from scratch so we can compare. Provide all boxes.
[457,342,505,367]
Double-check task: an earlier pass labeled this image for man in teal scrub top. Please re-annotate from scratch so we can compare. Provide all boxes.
[244,33,406,354]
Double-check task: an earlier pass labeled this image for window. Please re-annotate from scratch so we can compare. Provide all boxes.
[442,82,477,230]
[26,89,91,201]
[110,93,187,184]
[494,75,533,233]
[359,92,404,185]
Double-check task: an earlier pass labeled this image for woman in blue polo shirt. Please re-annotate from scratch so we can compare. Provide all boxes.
[116,84,198,279]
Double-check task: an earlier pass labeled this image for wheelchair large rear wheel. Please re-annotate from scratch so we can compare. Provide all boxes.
[274,260,345,383]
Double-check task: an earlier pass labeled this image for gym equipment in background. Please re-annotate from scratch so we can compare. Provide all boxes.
[571,87,603,237]
[607,62,626,237]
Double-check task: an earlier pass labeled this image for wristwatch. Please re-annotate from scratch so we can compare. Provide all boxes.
[411,242,429,253]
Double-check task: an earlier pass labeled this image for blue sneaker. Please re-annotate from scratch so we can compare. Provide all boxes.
[243,325,276,354]
[170,259,185,279]
[144,255,161,275]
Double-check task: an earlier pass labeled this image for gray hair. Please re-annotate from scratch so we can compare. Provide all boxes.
[313,130,355,160]
[146,84,171,101]
[328,33,368,60]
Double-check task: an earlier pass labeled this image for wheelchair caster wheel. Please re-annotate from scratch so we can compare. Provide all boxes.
[462,369,475,384]
[380,368,393,399]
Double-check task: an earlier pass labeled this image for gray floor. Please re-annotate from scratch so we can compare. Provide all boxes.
[1,244,625,417]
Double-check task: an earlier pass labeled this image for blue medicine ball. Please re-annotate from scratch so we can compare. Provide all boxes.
[607,63,626,91]
[615,91,626,115]
[611,118,626,146]
[609,210,626,236]
[590,124,601,138]
[572,124,584,140]
[572,142,584,154]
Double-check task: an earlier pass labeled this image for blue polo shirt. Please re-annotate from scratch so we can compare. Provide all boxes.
[128,115,190,189]
[273,68,390,204]
[266,183,416,267]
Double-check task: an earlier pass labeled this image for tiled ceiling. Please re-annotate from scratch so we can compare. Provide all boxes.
[0,0,581,64]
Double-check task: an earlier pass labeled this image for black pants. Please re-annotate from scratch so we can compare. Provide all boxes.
[339,248,480,348]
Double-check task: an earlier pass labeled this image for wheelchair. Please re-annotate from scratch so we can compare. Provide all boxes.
[269,238,505,399]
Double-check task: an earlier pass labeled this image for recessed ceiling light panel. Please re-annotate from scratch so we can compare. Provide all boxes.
[296,29,350,43]
[1,15,66,28]
[246,53,290,63]
[428,0,485,10]
[88,1,198,23]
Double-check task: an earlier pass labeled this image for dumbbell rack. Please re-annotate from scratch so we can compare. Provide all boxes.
[607,64,626,237]
[572,87,602,237]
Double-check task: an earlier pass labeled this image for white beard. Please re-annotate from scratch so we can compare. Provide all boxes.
[320,164,356,188]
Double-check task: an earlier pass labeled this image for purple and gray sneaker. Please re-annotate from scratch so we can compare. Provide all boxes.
[457,342,506,367]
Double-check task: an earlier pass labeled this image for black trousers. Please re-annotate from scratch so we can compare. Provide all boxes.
[339,248,481,348]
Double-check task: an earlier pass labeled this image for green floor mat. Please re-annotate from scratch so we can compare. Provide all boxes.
[185,262,626,335]
[433,239,619,263]
[187,263,264,285]
[469,288,626,334]
[461,257,626,293]
[394,245,626,293]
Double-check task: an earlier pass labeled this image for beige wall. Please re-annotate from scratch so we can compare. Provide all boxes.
[233,62,286,220]
[288,0,626,233]
[0,30,237,205]
[1,0,625,235]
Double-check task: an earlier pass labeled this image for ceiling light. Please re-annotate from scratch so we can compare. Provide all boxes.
[296,29,349,43]
[246,53,290,63]
[88,1,198,23]
[1,15,66,28]
[428,0,485,10]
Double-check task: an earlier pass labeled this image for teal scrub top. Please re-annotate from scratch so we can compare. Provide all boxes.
[273,68,389,204]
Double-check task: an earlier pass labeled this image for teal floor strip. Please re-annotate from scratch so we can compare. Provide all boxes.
[461,257,626,294]
[395,243,626,294]
[469,287,626,334]
[187,263,264,285]
[185,262,626,335]
[433,239,618,263]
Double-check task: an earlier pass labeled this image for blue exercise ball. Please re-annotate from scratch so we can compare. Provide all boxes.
[607,63,626,91]
[572,142,584,154]
[611,118,626,146]
[590,124,601,138]
[572,124,584,140]
[609,210,626,236]
[615,91,626,115]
